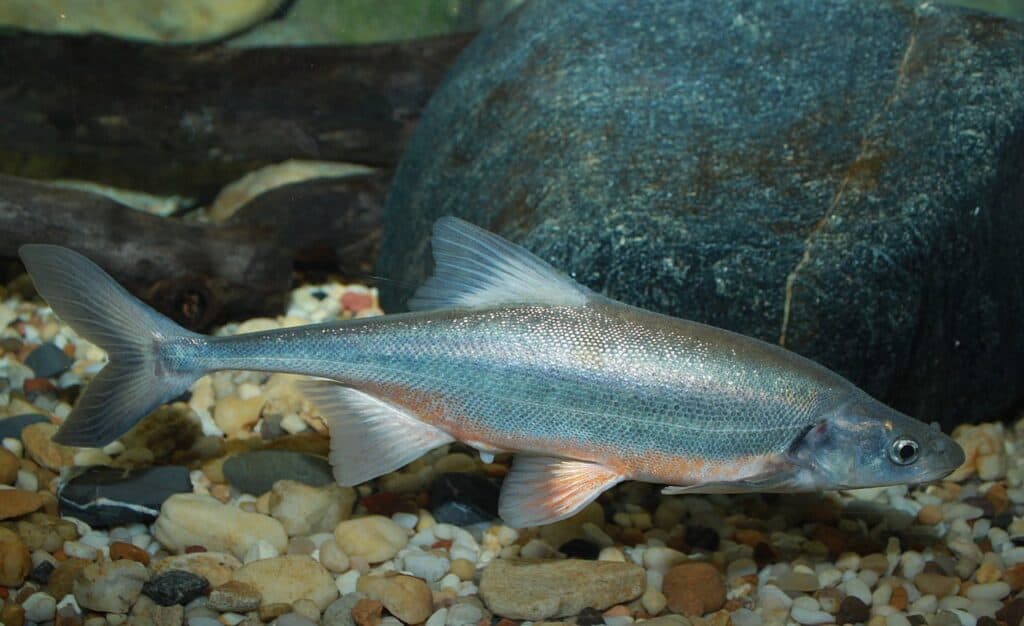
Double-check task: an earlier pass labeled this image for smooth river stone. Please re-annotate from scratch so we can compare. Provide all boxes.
[232,555,338,610]
[58,465,192,527]
[223,449,333,495]
[333,515,409,564]
[152,493,287,559]
[478,558,645,620]
[0,414,50,440]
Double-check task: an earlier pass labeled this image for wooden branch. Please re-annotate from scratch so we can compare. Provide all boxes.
[0,173,389,330]
[0,32,472,198]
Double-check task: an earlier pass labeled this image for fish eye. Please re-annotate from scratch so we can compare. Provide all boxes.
[889,437,919,465]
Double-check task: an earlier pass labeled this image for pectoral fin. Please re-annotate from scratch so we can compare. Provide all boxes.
[499,455,622,528]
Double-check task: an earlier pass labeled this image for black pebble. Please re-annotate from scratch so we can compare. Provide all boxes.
[142,570,210,606]
[835,596,870,625]
[58,465,192,528]
[992,512,1013,529]
[685,524,720,551]
[576,607,606,626]
[977,617,999,626]
[24,342,74,378]
[431,472,500,526]
[0,414,50,441]
[962,496,995,518]
[27,560,55,585]
[559,538,600,560]
[907,615,928,626]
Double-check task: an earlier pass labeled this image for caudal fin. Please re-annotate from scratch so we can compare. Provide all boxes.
[19,245,204,447]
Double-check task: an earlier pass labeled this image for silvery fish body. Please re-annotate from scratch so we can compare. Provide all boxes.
[19,217,965,527]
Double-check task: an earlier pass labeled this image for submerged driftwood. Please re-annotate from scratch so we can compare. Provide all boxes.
[0,32,472,198]
[0,173,389,330]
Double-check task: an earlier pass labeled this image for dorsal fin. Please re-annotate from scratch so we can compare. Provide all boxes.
[408,217,590,311]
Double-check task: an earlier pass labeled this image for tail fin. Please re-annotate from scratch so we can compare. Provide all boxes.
[18,245,204,447]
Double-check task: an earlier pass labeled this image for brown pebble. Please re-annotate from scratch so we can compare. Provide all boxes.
[916,504,943,525]
[109,541,150,566]
[860,553,889,575]
[914,572,960,598]
[733,529,766,547]
[0,526,31,587]
[450,558,476,581]
[54,603,84,626]
[996,597,1024,626]
[0,489,45,520]
[663,561,725,617]
[258,603,292,621]
[813,524,848,557]
[0,447,18,485]
[836,595,870,625]
[889,585,908,610]
[620,527,645,547]
[753,542,778,567]
[209,580,262,612]
[1,601,25,626]
[46,558,90,599]
[352,597,384,626]
[1005,563,1024,592]
[985,483,1009,514]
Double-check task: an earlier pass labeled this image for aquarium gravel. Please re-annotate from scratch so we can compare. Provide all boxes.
[0,282,1020,626]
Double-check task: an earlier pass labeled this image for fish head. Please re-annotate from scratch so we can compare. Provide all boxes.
[787,395,966,490]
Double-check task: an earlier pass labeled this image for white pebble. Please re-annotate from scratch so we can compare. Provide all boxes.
[131,534,152,550]
[15,469,38,492]
[969,600,1004,618]
[243,539,279,563]
[938,596,972,611]
[757,584,793,611]
[102,441,126,456]
[727,558,758,580]
[520,538,556,559]
[643,546,686,572]
[791,606,833,625]
[966,582,1010,601]
[900,551,925,579]
[63,540,98,560]
[844,577,872,605]
[599,546,626,561]
[280,413,308,434]
[646,569,663,592]
[446,603,483,625]
[391,512,419,529]
[793,597,819,611]
[426,608,448,626]
[731,608,763,626]
[1003,547,1024,567]
[336,570,360,595]
[817,567,842,588]
[641,588,667,615]
[604,617,634,626]
[948,608,979,626]
[873,583,893,607]
[858,569,880,587]
[582,522,614,547]
[886,614,911,626]
[79,531,111,549]
[23,592,57,623]
[2,437,23,457]
[438,573,461,591]
[402,551,450,582]
[910,595,937,614]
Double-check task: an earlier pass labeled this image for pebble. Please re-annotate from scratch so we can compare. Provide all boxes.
[642,588,668,615]
[791,605,835,625]
[25,342,74,377]
[431,472,500,526]
[914,573,960,598]
[966,582,1010,601]
[22,591,57,622]
[150,551,242,588]
[223,450,334,495]
[450,558,476,581]
[152,493,288,559]
[0,413,50,440]
[233,554,339,610]
[401,550,450,582]
[73,559,150,613]
[213,394,265,436]
[21,422,76,470]
[209,580,263,612]
[333,515,409,563]
[478,559,644,620]
[0,488,44,519]
[0,445,17,484]
[318,538,350,573]
[837,595,871,624]
[775,571,820,592]
[64,540,99,560]
[322,592,366,626]
[446,602,485,626]
[58,464,193,527]
[560,538,601,559]
[276,613,318,626]
[663,561,726,616]
[269,480,356,536]
[142,570,211,606]
[357,572,434,624]
[0,526,31,586]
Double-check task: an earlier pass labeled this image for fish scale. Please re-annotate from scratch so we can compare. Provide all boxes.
[18,216,965,528]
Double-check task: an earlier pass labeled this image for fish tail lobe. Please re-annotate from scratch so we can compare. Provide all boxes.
[19,244,204,447]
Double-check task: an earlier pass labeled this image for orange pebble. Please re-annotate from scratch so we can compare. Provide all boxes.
[890,586,908,610]
[603,605,630,617]
[733,529,767,547]
[52,548,67,561]
[109,541,150,566]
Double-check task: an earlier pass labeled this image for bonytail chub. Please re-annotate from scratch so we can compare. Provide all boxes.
[19,217,965,527]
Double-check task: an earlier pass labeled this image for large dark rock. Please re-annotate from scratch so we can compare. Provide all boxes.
[379,0,1024,428]
[58,465,192,527]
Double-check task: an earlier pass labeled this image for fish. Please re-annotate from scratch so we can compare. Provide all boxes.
[19,217,966,527]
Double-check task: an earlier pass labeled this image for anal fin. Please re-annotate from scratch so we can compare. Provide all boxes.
[499,455,622,528]
[299,380,454,487]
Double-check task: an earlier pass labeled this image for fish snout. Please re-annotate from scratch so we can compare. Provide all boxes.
[929,432,966,474]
